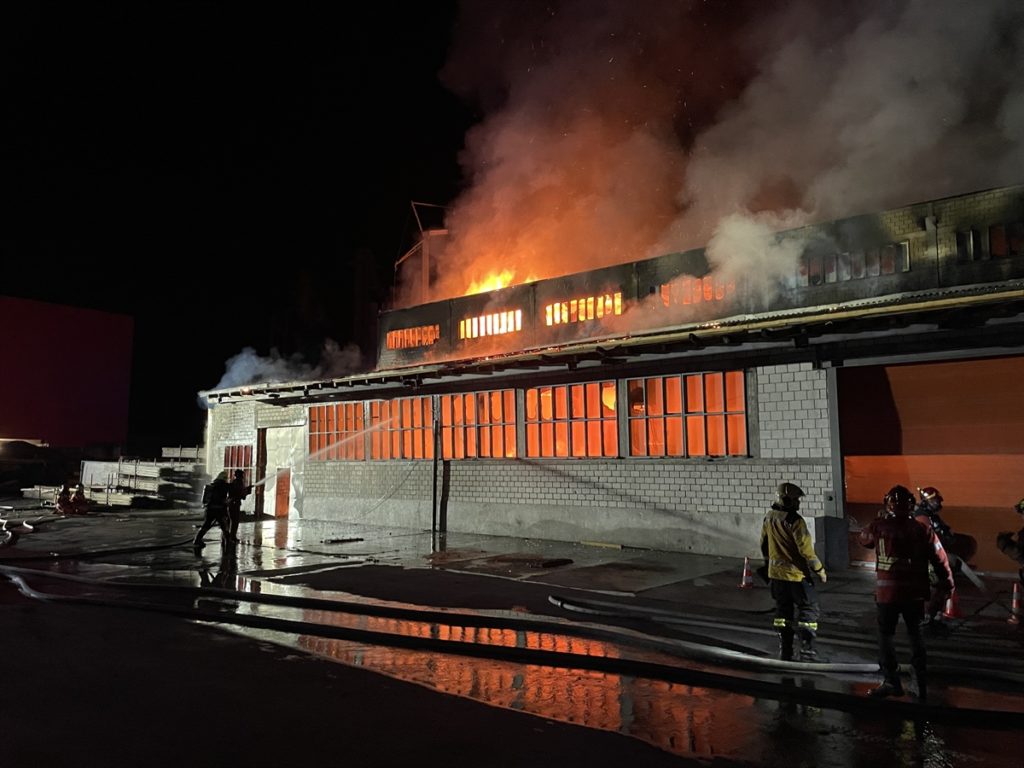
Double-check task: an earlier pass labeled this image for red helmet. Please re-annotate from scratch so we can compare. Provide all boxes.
[918,486,943,507]
[884,485,916,514]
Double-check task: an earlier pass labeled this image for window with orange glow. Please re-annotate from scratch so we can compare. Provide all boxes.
[659,277,735,306]
[628,371,746,457]
[368,397,434,460]
[223,444,253,485]
[544,292,623,326]
[308,403,365,461]
[439,390,517,459]
[524,381,618,458]
[386,324,440,350]
[458,310,522,340]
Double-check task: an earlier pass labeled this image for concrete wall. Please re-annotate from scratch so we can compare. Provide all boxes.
[208,362,842,565]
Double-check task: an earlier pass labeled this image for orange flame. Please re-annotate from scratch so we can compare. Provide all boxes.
[464,269,539,296]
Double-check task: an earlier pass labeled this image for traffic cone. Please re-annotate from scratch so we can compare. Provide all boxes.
[1008,582,1022,625]
[942,589,963,620]
[739,557,754,589]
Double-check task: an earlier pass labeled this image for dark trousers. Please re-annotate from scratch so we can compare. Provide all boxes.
[194,504,229,544]
[227,502,241,537]
[876,600,926,684]
[770,578,820,639]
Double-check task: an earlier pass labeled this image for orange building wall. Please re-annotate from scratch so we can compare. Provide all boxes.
[840,357,1024,572]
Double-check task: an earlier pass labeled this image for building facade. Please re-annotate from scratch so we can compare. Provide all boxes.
[202,185,1024,571]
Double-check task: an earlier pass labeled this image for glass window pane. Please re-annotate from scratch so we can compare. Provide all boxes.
[646,378,664,416]
[648,418,665,456]
[504,425,516,457]
[586,383,600,418]
[627,379,645,416]
[555,386,568,420]
[630,418,647,456]
[527,424,539,457]
[570,385,586,418]
[540,422,553,457]
[602,419,617,457]
[707,414,726,456]
[571,422,586,457]
[555,422,569,456]
[601,382,616,415]
[504,390,515,421]
[587,421,601,457]
[687,415,706,455]
[526,389,538,421]
[666,417,684,455]
[665,377,682,414]
[686,375,703,412]
[705,373,724,412]
[725,371,745,412]
[728,415,747,455]
[540,388,553,421]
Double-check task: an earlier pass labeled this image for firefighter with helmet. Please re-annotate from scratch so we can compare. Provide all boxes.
[760,482,827,662]
[914,486,957,628]
[858,485,953,700]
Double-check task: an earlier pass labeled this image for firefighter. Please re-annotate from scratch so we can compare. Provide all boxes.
[225,469,251,541]
[54,483,74,515]
[71,483,90,515]
[760,482,827,661]
[194,471,231,548]
[995,497,1024,589]
[859,485,953,700]
[914,486,956,628]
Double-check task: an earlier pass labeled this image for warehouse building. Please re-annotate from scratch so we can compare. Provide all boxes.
[201,185,1024,571]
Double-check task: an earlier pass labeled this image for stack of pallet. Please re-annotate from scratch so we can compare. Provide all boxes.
[79,449,207,508]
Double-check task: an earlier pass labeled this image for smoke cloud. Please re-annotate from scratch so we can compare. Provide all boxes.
[200,339,364,405]
[397,0,1024,307]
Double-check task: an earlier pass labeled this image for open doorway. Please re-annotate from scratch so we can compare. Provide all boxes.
[838,355,1024,571]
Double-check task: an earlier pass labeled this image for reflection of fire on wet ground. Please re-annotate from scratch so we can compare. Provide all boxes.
[427,550,574,577]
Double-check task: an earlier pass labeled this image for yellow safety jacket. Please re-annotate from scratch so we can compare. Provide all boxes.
[760,504,825,582]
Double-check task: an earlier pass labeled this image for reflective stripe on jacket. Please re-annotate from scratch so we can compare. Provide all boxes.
[760,504,824,583]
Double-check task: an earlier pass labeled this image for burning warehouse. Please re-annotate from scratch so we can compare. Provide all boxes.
[201,185,1024,571]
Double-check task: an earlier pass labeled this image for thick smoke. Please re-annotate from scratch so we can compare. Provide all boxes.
[201,339,363,404]
[397,0,1024,306]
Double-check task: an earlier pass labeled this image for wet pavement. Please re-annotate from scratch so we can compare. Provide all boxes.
[2,497,1022,766]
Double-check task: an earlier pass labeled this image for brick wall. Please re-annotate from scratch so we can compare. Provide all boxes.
[289,361,836,559]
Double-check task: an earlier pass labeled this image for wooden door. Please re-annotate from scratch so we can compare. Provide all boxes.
[274,468,290,518]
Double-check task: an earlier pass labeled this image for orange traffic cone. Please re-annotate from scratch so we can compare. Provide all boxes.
[942,589,963,620]
[739,557,755,589]
[1008,582,1022,625]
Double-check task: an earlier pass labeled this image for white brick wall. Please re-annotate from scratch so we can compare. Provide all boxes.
[756,362,830,459]
[208,362,839,559]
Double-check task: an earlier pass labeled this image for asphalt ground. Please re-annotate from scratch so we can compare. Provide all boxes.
[2,498,1022,767]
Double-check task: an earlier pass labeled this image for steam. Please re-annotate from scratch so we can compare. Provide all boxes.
[396,0,1024,307]
[200,339,364,405]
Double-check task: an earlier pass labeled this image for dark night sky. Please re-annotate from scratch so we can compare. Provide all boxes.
[2,3,475,451]
[5,2,1021,454]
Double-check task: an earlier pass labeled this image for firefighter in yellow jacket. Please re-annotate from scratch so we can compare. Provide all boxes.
[760,482,828,661]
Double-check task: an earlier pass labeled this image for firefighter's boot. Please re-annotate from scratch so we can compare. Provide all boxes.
[911,664,927,702]
[798,629,817,662]
[777,627,794,661]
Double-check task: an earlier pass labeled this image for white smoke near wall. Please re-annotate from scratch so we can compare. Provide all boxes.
[199,339,364,407]
[403,0,1024,307]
